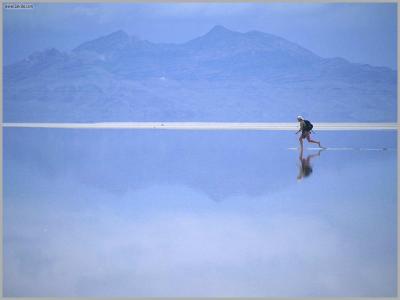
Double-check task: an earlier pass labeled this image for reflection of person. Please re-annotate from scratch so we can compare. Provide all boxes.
[297,149,323,180]
[295,116,324,152]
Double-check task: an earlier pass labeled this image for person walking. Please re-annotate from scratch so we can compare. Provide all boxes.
[295,116,324,151]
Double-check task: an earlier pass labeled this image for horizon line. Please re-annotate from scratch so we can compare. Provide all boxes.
[3,122,398,130]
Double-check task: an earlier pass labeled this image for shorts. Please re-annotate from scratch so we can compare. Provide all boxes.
[301,131,310,139]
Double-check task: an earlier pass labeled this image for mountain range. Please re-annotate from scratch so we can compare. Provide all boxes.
[4,25,397,122]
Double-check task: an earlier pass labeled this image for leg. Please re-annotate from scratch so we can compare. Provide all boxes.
[306,133,322,148]
[299,135,304,152]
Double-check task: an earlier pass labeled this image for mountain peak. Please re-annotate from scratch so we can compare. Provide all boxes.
[207,25,235,35]
[185,25,237,46]
[27,48,65,62]
[210,25,230,32]
[107,29,129,39]
[73,29,131,53]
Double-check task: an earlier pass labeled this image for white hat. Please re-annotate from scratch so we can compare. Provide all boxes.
[297,115,304,120]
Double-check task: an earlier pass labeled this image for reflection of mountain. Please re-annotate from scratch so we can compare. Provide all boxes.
[4,26,396,122]
[6,130,294,202]
[8,130,395,203]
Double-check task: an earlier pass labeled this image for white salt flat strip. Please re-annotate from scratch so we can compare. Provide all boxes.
[2,122,398,130]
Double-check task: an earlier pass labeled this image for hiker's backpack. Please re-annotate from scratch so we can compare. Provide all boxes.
[304,120,313,131]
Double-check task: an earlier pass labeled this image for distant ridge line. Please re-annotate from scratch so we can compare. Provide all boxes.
[2,122,398,130]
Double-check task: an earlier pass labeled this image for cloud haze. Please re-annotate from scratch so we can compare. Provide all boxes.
[4,189,396,297]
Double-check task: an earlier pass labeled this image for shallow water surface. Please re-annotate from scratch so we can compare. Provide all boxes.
[3,129,397,296]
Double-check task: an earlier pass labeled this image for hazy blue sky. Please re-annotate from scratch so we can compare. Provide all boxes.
[3,3,397,69]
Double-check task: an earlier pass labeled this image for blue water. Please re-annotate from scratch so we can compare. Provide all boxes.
[3,129,397,297]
